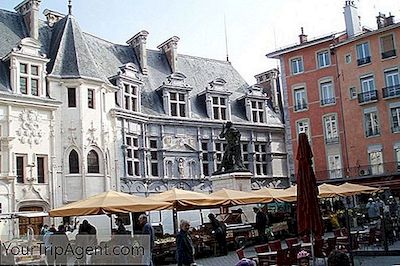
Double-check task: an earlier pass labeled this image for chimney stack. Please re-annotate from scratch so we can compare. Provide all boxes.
[376,12,386,29]
[15,0,41,40]
[386,13,395,26]
[299,27,307,44]
[43,9,65,27]
[343,0,361,37]
[127,30,149,75]
[157,36,180,73]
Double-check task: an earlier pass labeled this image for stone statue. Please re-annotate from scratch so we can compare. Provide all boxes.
[215,121,246,174]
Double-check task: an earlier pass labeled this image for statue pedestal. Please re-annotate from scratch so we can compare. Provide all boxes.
[210,171,252,192]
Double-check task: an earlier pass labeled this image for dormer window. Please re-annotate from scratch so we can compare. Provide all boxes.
[157,72,192,117]
[251,100,265,123]
[19,63,40,96]
[238,85,267,123]
[197,78,231,121]
[110,63,143,113]
[170,91,186,117]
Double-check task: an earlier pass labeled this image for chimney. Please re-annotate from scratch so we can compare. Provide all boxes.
[14,0,41,40]
[127,30,149,75]
[343,0,361,37]
[386,13,395,26]
[376,12,386,29]
[43,9,65,27]
[299,27,307,44]
[157,36,180,73]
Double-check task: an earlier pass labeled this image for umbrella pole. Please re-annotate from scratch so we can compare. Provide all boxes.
[173,209,178,234]
[310,231,315,266]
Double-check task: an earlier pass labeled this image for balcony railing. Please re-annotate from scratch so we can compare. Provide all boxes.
[325,136,339,144]
[392,126,400,133]
[383,84,400,98]
[381,49,396,59]
[314,161,400,180]
[294,103,308,111]
[357,56,371,66]
[358,90,378,104]
[320,97,336,106]
[365,127,380,137]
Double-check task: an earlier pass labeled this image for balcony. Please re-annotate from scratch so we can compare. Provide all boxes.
[315,161,400,180]
[320,97,336,106]
[357,90,378,104]
[294,103,308,111]
[357,56,371,66]
[381,49,396,59]
[325,136,339,144]
[383,84,400,99]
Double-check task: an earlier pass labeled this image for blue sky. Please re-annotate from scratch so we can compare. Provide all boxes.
[2,0,400,83]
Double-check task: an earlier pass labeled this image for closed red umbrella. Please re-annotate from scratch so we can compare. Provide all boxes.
[296,133,323,238]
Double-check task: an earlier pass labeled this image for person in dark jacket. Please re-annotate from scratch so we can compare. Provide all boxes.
[139,214,155,266]
[176,219,195,266]
[253,207,267,243]
[208,213,228,256]
[49,225,70,266]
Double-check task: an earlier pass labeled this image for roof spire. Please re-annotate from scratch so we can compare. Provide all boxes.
[68,0,72,15]
[224,14,230,62]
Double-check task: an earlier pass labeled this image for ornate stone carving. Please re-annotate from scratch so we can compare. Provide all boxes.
[86,122,98,147]
[163,135,196,151]
[16,110,43,146]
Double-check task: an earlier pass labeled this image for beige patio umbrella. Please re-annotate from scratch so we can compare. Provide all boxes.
[49,190,172,217]
[210,188,273,205]
[253,187,296,202]
[318,183,341,198]
[147,188,226,210]
[336,182,381,197]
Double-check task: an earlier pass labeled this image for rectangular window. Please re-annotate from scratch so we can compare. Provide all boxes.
[294,88,307,111]
[395,147,400,170]
[345,54,351,64]
[369,150,384,175]
[212,96,228,120]
[324,115,338,143]
[328,155,342,179]
[356,42,371,65]
[251,100,265,123]
[364,111,380,137]
[214,142,226,171]
[297,120,310,139]
[320,81,335,105]
[123,84,138,112]
[126,136,140,176]
[359,76,377,103]
[381,34,396,59]
[201,141,209,176]
[317,50,330,68]
[20,77,27,94]
[383,69,400,98]
[242,143,249,171]
[391,106,400,133]
[20,63,27,74]
[149,139,158,176]
[16,156,25,183]
[88,89,95,109]
[291,57,304,75]
[349,87,357,99]
[31,79,39,96]
[170,92,186,117]
[31,65,39,76]
[68,88,77,107]
[37,156,45,183]
[254,142,268,176]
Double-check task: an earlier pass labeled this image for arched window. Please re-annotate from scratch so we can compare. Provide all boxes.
[69,150,79,174]
[87,150,99,173]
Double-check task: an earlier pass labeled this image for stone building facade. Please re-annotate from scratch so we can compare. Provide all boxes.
[0,0,288,236]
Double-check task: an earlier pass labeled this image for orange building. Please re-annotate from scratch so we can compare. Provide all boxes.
[267,2,400,190]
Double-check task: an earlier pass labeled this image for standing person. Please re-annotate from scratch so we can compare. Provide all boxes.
[43,227,56,265]
[138,214,155,266]
[115,218,127,235]
[366,198,378,222]
[176,220,195,266]
[253,207,267,243]
[388,196,398,218]
[50,225,69,266]
[208,213,227,256]
[375,196,386,216]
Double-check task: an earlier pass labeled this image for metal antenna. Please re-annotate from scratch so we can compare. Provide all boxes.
[224,14,229,62]
[68,0,72,15]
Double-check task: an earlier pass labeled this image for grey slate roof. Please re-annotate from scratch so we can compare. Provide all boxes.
[0,8,283,126]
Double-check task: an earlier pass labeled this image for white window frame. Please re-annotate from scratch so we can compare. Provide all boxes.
[328,155,342,179]
[212,96,228,120]
[126,135,140,177]
[364,110,380,137]
[169,91,187,117]
[356,42,371,60]
[320,80,335,105]
[19,62,40,96]
[345,54,352,64]
[317,50,331,68]
[323,114,338,143]
[390,106,400,133]
[296,119,310,139]
[385,69,400,88]
[254,142,268,176]
[360,76,375,93]
[250,100,265,123]
[290,57,304,75]
[123,83,139,112]
[349,87,357,99]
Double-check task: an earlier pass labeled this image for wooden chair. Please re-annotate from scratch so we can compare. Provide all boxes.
[358,228,378,250]
[268,240,282,251]
[254,243,269,253]
[285,237,298,248]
